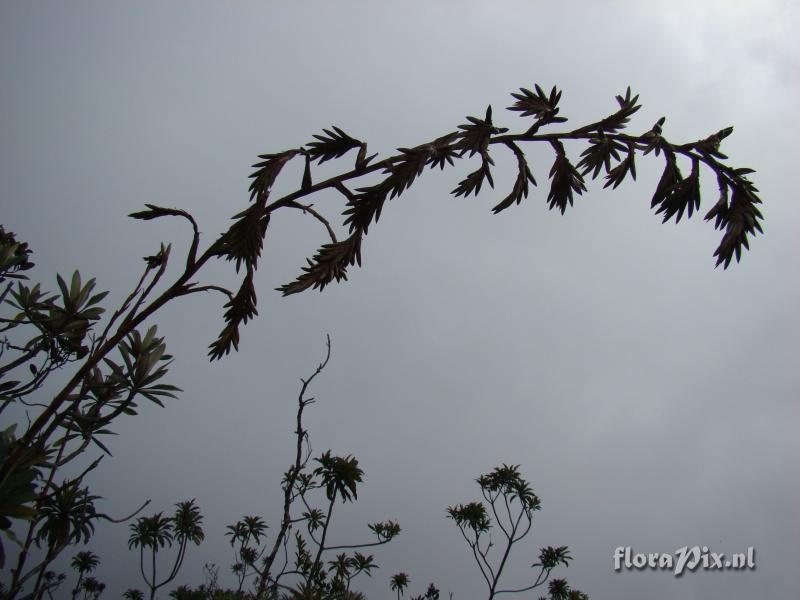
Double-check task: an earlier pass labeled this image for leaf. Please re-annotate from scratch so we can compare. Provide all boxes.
[426,133,460,170]
[704,175,730,230]
[712,178,763,268]
[56,274,70,306]
[577,137,626,179]
[0,227,34,278]
[142,243,170,270]
[507,84,565,125]
[603,145,637,189]
[572,86,641,134]
[128,204,191,221]
[651,156,700,223]
[306,127,362,164]
[343,185,388,235]
[640,117,666,156]
[649,153,681,218]
[208,273,258,360]
[70,271,82,302]
[492,143,536,213]
[691,126,735,159]
[86,291,110,307]
[547,144,586,214]
[453,106,507,158]
[383,147,429,199]
[248,150,299,202]
[452,154,494,198]
[277,234,363,296]
[91,436,113,456]
[215,206,270,272]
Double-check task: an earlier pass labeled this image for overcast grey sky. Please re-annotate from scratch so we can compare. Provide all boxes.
[2,1,799,598]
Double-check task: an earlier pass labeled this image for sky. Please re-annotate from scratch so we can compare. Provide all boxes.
[1,1,799,598]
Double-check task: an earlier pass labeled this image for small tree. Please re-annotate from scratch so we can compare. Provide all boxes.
[409,582,440,600]
[447,465,585,599]
[75,575,105,600]
[390,572,410,599]
[128,499,205,600]
[223,338,400,599]
[226,515,269,593]
[167,342,585,600]
[70,550,99,600]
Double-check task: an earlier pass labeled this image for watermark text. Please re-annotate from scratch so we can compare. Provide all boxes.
[612,546,755,576]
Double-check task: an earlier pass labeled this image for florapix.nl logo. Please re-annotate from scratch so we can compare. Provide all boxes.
[613,546,756,576]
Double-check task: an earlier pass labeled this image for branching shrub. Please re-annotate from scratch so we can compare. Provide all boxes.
[0,83,763,599]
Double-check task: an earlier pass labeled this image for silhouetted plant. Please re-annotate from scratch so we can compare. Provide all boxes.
[75,575,105,600]
[226,515,268,593]
[7,475,143,598]
[0,83,763,498]
[37,569,66,600]
[214,338,400,599]
[447,465,584,599]
[169,584,212,600]
[0,423,43,569]
[390,572,410,599]
[70,550,99,600]
[1,229,165,599]
[409,582,440,600]
[128,499,204,600]
[0,84,763,598]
